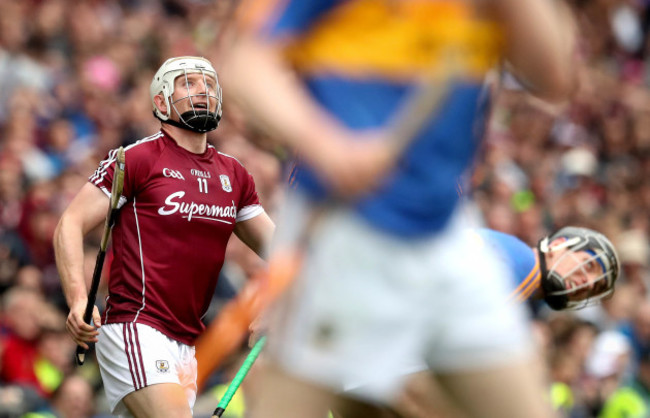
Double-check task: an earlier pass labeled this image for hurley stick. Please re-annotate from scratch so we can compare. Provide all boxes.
[212,336,267,417]
[76,147,126,365]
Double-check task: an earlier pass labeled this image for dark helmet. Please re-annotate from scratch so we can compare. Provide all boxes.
[537,226,620,310]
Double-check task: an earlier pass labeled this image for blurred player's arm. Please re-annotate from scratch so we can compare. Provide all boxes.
[220,35,391,196]
[221,0,575,194]
[488,0,577,103]
[234,211,275,259]
[53,183,108,348]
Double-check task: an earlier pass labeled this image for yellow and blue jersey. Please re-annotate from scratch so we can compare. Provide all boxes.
[241,0,503,237]
[477,229,542,303]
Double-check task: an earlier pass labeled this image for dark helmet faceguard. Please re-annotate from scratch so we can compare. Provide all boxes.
[538,226,620,310]
[150,56,223,133]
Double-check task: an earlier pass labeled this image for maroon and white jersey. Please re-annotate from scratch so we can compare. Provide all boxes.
[89,130,264,345]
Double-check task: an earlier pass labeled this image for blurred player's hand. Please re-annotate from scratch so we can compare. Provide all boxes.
[304,131,395,198]
[249,314,267,348]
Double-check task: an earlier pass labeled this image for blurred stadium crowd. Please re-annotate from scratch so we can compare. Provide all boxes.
[0,0,650,417]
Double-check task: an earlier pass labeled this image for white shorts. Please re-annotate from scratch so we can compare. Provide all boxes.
[96,323,197,415]
[266,192,533,403]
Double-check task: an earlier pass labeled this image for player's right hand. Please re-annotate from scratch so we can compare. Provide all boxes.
[66,300,101,349]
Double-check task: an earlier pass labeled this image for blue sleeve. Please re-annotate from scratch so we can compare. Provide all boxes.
[478,229,541,302]
[262,0,337,38]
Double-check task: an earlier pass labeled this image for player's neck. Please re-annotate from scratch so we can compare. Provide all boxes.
[162,124,208,154]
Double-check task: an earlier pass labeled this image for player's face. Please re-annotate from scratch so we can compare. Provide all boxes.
[548,246,607,302]
[170,72,219,119]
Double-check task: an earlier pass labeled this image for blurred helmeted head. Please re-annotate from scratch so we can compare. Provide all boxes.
[538,226,620,310]
[150,56,222,133]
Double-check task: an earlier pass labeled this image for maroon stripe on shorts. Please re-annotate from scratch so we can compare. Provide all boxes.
[122,324,139,389]
[133,324,148,387]
[127,323,143,389]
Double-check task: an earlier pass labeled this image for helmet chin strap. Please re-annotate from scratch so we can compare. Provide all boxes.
[158,110,221,133]
[180,110,220,133]
[538,238,569,310]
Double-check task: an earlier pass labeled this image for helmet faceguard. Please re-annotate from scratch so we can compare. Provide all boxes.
[538,227,620,310]
[150,56,223,133]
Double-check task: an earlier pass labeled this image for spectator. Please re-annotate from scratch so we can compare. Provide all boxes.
[23,374,95,418]
[0,287,45,396]
[600,345,650,418]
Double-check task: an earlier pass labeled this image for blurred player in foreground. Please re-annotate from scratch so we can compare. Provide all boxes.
[54,56,274,417]
[215,0,577,417]
[338,226,620,418]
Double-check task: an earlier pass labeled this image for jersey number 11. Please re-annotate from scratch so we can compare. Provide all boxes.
[198,178,208,193]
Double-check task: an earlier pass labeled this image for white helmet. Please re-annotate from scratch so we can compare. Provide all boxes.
[150,56,223,133]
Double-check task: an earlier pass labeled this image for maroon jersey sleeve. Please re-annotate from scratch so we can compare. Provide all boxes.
[223,152,263,222]
[88,138,158,203]
[89,148,121,199]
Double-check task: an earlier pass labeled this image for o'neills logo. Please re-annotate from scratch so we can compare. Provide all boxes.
[191,169,211,178]
[158,191,236,224]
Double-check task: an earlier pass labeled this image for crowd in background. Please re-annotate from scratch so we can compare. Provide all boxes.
[0,0,650,417]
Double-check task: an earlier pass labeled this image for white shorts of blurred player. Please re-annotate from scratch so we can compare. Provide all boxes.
[266,190,534,404]
[96,323,197,416]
